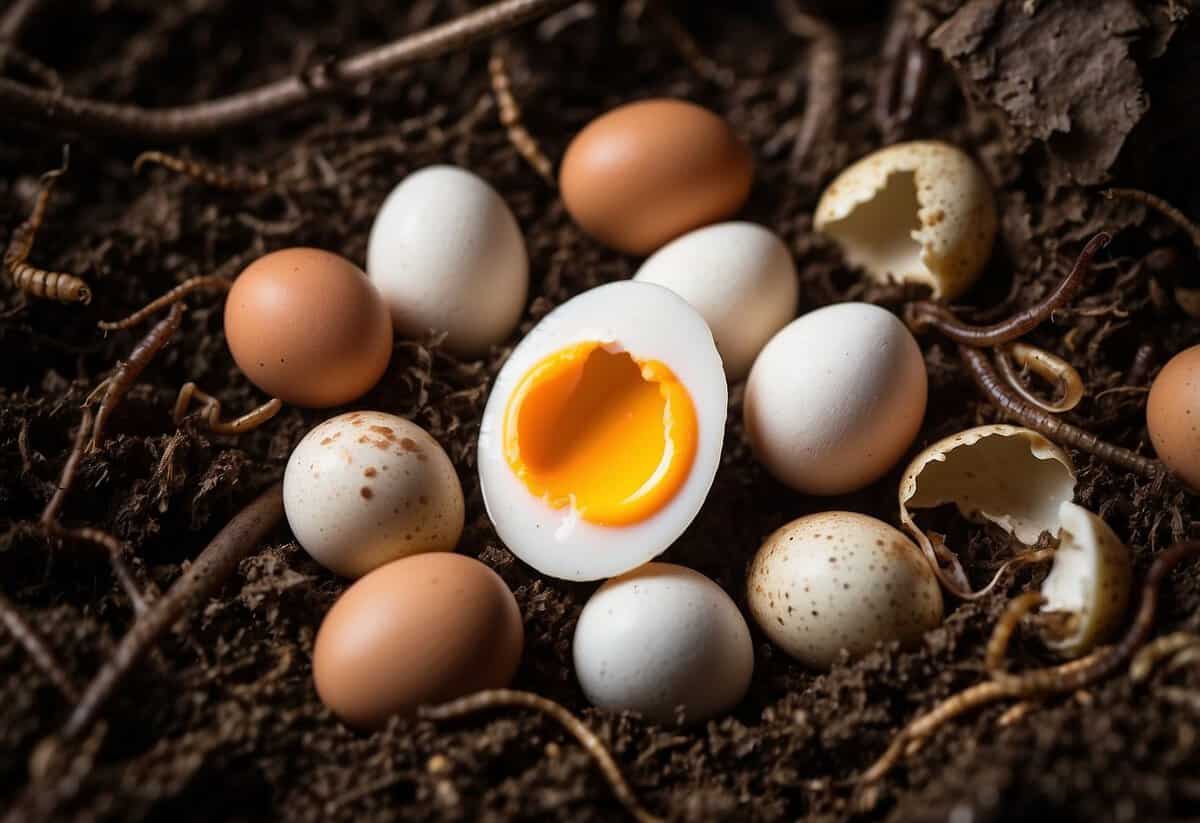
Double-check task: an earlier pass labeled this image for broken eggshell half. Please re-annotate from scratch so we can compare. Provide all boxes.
[814,140,997,299]
[899,424,1076,599]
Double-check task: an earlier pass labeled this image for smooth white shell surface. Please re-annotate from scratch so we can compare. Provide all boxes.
[367,165,528,356]
[747,512,942,669]
[744,302,927,495]
[283,411,465,578]
[814,141,996,299]
[633,222,798,380]
[478,281,728,581]
[573,563,753,724]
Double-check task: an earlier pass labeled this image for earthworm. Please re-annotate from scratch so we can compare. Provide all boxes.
[958,345,1165,480]
[984,592,1046,676]
[1129,631,1200,683]
[0,0,576,141]
[133,150,269,191]
[173,382,283,435]
[62,482,284,739]
[90,302,185,450]
[419,689,663,823]
[0,590,78,700]
[906,233,1111,347]
[993,342,1085,414]
[4,148,92,304]
[644,1,734,89]
[488,42,555,185]
[860,540,1200,784]
[775,0,840,171]
[1103,188,1200,250]
[41,407,92,525]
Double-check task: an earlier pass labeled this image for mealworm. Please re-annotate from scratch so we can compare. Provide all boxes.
[1129,631,1200,683]
[1103,188,1200,250]
[173,382,283,435]
[860,540,1200,784]
[959,345,1165,480]
[994,342,1085,414]
[133,150,269,191]
[90,302,185,450]
[488,42,555,185]
[98,274,231,331]
[985,592,1046,677]
[906,233,1111,347]
[419,689,663,823]
[0,590,78,700]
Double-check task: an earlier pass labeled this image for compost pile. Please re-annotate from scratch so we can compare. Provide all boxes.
[2,1,1200,820]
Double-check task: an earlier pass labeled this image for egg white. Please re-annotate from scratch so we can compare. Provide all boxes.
[478,281,727,581]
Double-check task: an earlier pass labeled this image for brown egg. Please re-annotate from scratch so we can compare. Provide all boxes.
[1147,344,1200,490]
[559,99,753,255]
[312,552,524,728]
[224,248,393,407]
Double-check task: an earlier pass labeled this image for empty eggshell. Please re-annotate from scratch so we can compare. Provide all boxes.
[1147,344,1200,490]
[1038,501,1132,657]
[633,222,799,380]
[560,99,753,255]
[815,141,996,299]
[899,424,1076,598]
[284,411,464,578]
[572,562,753,724]
[366,165,528,356]
[313,552,523,728]
[744,302,928,495]
[747,512,943,669]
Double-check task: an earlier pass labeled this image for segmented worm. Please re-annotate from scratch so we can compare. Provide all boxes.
[994,342,1085,414]
[861,540,1200,784]
[488,42,555,185]
[906,233,1111,347]
[985,592,1046,676]
[98,274,231,331]
[0,590,78,700]
[1103,188,1200,249]
[959,345,1165,480]
[419,689,663,823]
[173,382,283,435]
[90,302,185,450]
[134,150,269,191]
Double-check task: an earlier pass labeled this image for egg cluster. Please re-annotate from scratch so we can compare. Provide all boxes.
[212,94,1168,730]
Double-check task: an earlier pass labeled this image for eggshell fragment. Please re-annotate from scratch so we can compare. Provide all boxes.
[560,99,753,255]
[313,553,523,728]
[1147,344,1200,490]
[633,222,798,380]
[572,563,753,724]
[367,165,528,356]
[899,424,1076,598]
[815,141,996,299]
[1039,502,1132,657]
[224,248,393,407]
[747,512,942,669]
[284,411,464,578]
[744,302,927,495]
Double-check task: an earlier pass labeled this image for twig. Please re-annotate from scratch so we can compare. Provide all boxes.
[42,523,148,615]
[985,592,1046,676]
[89,302,185,450]
[861,540,1200,784]
[959,345,1165,480]
[906,233,1111,347]
[41,407,91,525]
[1104,188,1200,250]
[419,689,663,823]
[0,0,42,42]
[775,0,840,171]
[134,150,270,191]
[488,41,555,185]
[173,382,283,435]
[62,482,284,739]
[644,1,734,89]
[0,591,78,700]
[994,342,1085,414]
[0,0,576,141]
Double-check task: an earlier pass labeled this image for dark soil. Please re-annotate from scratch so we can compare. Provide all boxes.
[2,1,1200,821]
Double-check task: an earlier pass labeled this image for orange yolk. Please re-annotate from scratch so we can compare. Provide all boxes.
[502,342,698,527]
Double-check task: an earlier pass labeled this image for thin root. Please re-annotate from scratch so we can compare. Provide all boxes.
[1130,631,1200,683]
[0,590,78,700]
[874,0,931,141]
[860,540,1200,784]
[644,1,734,89]
[985,592,1046,676]
[173,382,283,435]
[43,523,148,615]
[994,342,1085,414]
[775,0,840,172]
[134,150,269,191]
[98,274,231,331]
[1104,188,1200,250]
[419,689,663,823]
[488,42,555,185]
[41,407,92,524]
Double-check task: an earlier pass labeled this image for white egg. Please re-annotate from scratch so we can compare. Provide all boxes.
[633,222,798,380]
[747,512,943,669]
[573,562,753,724]
[283,411,465,578]
[366,165,528,356]
[744,302,927,495]
[478,281,727,581]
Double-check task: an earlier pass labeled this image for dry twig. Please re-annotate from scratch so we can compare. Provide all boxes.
[775,0,840,172]
[643,1,734,89]
[0,591,78,700]
[488,41,555,185]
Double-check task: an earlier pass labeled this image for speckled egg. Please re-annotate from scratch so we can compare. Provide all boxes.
[1147,344,1200,491]
[283,411,464,578]
[746,512,942,669]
